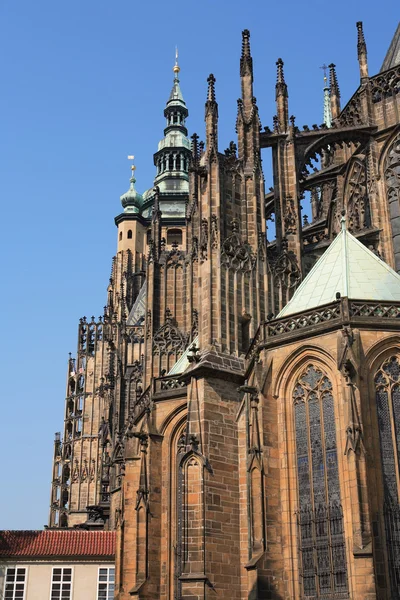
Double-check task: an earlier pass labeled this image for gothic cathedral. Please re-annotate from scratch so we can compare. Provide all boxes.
[49,21,400,600]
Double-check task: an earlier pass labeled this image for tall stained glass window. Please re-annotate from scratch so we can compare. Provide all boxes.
[294,364,348,598]
[375,355,400,597]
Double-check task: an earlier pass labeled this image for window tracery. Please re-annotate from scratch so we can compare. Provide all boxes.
[346,159,371,232]
[375,355,400,597]
[293,364,348,598]
[385,136,400,209]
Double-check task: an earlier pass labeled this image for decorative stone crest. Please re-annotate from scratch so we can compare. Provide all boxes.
[152,310,187,355]
[283,196,297,234]
[200,218,208,262]
[221,219,256,272]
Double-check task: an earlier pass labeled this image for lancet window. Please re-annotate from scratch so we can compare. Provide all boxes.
[293,364,348,599]
[375,355,400,597]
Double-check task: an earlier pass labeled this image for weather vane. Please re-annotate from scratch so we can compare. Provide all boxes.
[173,46,180,75]
[127,155,136,175]
[320,63,328,85]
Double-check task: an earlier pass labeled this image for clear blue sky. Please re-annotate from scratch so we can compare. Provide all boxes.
[0,0,397,529]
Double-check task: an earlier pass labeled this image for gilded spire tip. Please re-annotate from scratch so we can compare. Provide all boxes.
[173,46,180,75]
[127,155,136,181]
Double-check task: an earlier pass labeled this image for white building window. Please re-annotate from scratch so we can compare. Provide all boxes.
[3,568,26,599]
[50,567,72,600]
[97,567,115,599]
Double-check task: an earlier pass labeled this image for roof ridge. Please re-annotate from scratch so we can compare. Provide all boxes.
[278,228,400,318]
[381,21,400,72]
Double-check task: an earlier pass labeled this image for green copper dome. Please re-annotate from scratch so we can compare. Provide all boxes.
[120,171,143,214]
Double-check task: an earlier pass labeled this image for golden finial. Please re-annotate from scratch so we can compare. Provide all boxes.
[127,155,136,176]
[173,46,180,74]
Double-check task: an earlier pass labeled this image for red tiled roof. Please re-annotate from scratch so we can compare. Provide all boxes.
[0,530,115,559]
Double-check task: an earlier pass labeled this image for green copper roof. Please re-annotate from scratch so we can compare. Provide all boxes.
[278,224,400,318]
[323,85,332,128]
[168,75,185,105]
[168,336,199,375]
[127,282,146,325]
[120,174,143,213]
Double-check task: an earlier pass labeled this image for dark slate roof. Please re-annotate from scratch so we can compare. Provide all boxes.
[381,21,400,72]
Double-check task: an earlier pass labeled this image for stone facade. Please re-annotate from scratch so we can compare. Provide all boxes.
[48,20,400,600]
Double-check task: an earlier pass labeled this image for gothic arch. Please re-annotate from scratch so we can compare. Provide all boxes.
[364,335,400,373]
[159,401,187,436]
[364,344,400,598]
[162,412,187,600]
[343,154,370,233]
[273,344,336,399]
[384,133,400,203]
[273,352,348,599]
[377,124,400,175]
[290,362,349,598]
[380,130,400,270]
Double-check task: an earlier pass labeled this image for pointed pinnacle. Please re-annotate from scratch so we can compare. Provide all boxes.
[207,74,216,103]
[275,58,288,98]
[241,29,251,57]
[356,21,367,56]
[240,29,253,77]
[276,58,285,84]
[329,63,341,98]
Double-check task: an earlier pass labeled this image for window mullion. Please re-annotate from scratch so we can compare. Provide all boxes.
[319,388,335,595]
[305,389,320,598]
[389,383,400,504]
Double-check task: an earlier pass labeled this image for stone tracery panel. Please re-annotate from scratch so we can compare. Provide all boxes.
[293,364,348,599]
[346,159,371,233]
[385,136,400,272]
[375,355,400,597]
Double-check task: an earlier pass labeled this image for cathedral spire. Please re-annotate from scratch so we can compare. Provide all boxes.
[356,21,369,81]
[240,29,253,107]
[321,65,332,128]
[151,51,191,202]
[205,74,218,154]
[329,63,341,119]
[275,58,288,132]
[240,29,253,79]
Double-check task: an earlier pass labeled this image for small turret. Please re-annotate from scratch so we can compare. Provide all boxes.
[151,49,191,203]
[120,157,143,214]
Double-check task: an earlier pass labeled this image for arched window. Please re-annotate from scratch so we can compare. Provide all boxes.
[167,229,182,246]
[375,355,400,596]
[127,230,132,239]
[146,230,151,245]
[294,364,348,598]
[119,231,122,241]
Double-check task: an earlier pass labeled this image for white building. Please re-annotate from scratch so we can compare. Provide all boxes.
[0,530,115,599]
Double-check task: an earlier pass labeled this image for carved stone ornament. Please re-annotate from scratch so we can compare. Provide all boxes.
[220,219,256,272]
[152,310,187,356]
[346,159,370,232]
[200,218,208,262]
[283,196,297,234]
[272,241,301,289]
[190,236,199,262]
[385,135,400,208]
[166,242,183,268]
[211,214,218,249]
